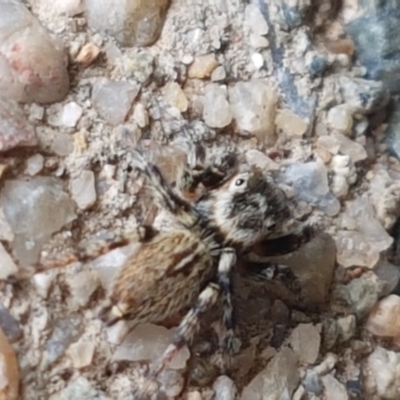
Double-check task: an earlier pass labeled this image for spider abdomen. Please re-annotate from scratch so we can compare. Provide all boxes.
[100,229,215,326]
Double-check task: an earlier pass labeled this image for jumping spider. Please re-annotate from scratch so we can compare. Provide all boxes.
[31,148,315,398]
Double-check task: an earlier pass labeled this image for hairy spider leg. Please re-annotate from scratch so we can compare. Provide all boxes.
[133,283,220,399]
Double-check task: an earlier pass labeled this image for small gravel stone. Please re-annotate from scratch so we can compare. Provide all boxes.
[374,261,400,296]
[313,353,338,376]
[250,34,270,48]
[75,42,101,67]
[33,271,56,299]
[0,97,37,152]
[159,369,184,398]
[29,104,45,121]
[112,323,190,369]
[132,103,149,128]
[70,170,97,210]
[302,369,323,395]
[292,385,306,400]
[327,105,353,135]
[53,376,106,400]
[116,52,154,84]
[245,150,279,171]
[241,347,299,400]
[333,272,384,318]
[211,66,226,81]
[321,318,340,350]
[92,79,140,126]
[316,135,340,155]
[281,161,340,216]
[0,305,21,342]
[213,376,237,400]
[346,198,393,261]
[364,346,400,399]
[85,0,170,47]
[0,208,13,242]
[45,317,82,366]
[0,243,18,280]
[245,4,269,36]
[188,54,218,79]
[339,76,389,114]
[55,0,84,16]
[186,391,203,400]
[251,53,264,69]
[0,177,76,266]
[60,102,83,128]
[366,295,400,338]
[334,132,368,163]
[289,323,321,365]
[337,315,356,343]
[321,374,348,400]
[275,108,308,137]
[164,82,188,112]
[203,84,232,128]
[67,340,95,369]
[229,81,277,145]
[375,182,400,230]
[51,132,74,157]
[24,154,44,176]
[66,270,99,309]
[331,174,349,198]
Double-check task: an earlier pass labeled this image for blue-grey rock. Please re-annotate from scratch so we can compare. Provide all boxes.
[280,161,340,217]
[273,0,312,31]
[346,8,400,94]
[307,54,328,78]
[0,304,22,342]
[339,76,389,114]
[303,369,323,396]
[332,273,384,318]
[384,101,400,159]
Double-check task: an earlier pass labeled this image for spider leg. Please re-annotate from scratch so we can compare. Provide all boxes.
[251,224,316,258]
[177,151,239,195]
[241,225,317,294]
[130,149,194,217]
[19,225,158,280]
[217,248,238,367]
[243,261,302,294]
[133,283,220,398]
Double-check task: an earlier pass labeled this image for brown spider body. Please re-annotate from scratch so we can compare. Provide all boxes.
[99,153,292,330]
[100,229,215,327]
[29,147,315,399]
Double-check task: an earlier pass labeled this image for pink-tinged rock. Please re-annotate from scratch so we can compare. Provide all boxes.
[0,97,37,152]
[0,0,69,103]
[0,327,19,400]
[366,295,400,338]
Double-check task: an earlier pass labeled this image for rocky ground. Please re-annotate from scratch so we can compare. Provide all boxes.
[1,0,400,399]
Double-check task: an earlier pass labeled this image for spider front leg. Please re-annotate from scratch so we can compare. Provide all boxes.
[27,225,159,277]
[133,283,220,399]
[243,261,302,295]
[250,224,317,258]
[217,247,238,365]
[241,226,318,294]
[177,152,238,197]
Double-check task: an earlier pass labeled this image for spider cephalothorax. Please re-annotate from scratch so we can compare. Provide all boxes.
[195,165,291,250]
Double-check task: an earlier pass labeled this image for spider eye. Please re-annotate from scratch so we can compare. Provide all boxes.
[235,178,245,186]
